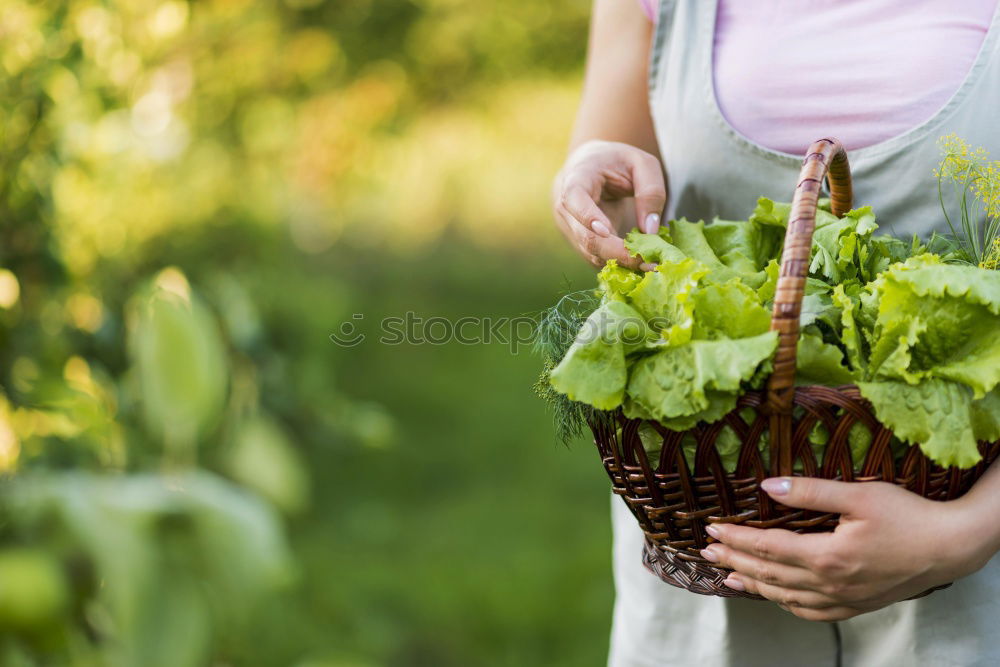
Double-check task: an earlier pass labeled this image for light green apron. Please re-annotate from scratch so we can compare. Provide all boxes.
[609,2,1000,665]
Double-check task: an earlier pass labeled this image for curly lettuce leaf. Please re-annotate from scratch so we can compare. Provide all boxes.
[799,291,840,330]
[868,317,925,382]
[691,279,770,340]
[623,229,687,266]
[795,332,858,386]
[624,390,738,434]
[810,206,879,284]
[970,389,1000,444]
[678,213,790,288]
[598,260,641,301]
[703,215,784,273]
[624,332,778,422]
[701,218,763,275]
[858,379,981,468]
[871,260,1000,397]
[627,258,709,345]
[756,259,781,303]
[748,197,790,228]
[832,284,867,374]
[669,218,725,266]
[549,301,652,410]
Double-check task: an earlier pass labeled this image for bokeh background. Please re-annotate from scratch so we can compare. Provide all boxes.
[0,1,613,665]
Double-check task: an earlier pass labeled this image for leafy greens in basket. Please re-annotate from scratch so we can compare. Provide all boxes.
[539,198,1000,470]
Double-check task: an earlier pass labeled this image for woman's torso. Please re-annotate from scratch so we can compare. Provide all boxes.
[641,0,998,155]
[611,2,1000,665]
[647,0,1000,238]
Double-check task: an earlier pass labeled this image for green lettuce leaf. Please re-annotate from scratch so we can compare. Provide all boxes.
[598,260,641,301]
[868,317,925,382]
[625,332,778,422]
[756,259,780,303]
[809,206,878,284]
[628,390,738,431]
[800,291,839,330]
[701,218,763,274]
[628,258,709,345]
[691,278,770,340]
[795,333,857,386]
[807,420,873,470]
[702,215,783,274]
[971,389,1000,443]
[669,218,725,266]
[832,284,866,374]
[549,301,652,410]
[858,379,982,468]
[748,197,790,228]
[623,229,687,265]
[847,422,874,469]
[871,259,1000,397]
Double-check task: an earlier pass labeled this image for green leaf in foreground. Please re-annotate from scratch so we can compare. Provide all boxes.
[691,278,770,340]
[669,218,738,281]
[795,333,858,386]
[623,228,686,265]
[533,289,602,444]
[871,258,1000,397]
[598,260,641,301]
[549,301,652,410]
[624,331,778,422]
[628,258,709,345]
[128,279,228,451]
[832,284,867,374]
[858,380,982,468]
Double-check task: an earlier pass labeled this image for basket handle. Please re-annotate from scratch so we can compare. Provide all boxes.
[766,138,853,475]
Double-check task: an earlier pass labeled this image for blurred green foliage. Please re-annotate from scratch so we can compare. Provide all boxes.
[0,0,611,664]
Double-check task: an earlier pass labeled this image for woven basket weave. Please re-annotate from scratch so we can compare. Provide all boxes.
[592,138,1000,600]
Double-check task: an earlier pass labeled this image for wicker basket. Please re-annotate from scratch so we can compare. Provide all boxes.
[592,138,1000,600]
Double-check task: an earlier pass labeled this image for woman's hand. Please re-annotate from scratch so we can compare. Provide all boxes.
[700,477,997,621]
[553,140,666,269]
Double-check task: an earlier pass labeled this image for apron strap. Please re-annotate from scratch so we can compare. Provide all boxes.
[648,0,679,92]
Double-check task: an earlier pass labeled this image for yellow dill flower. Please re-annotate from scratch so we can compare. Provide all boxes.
[972,161,1000,218]
[936,135,1000,266]
[935,134,976,180]
[936,134,992,180]
[980,237,1000,270]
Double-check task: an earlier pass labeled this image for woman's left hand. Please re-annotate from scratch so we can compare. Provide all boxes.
[700,477,995,621]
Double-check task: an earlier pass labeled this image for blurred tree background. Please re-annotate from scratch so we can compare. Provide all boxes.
[0,1,613,665]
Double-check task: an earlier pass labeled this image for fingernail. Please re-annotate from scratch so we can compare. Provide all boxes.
[700,547,720,562]
[761,477,792,496]
[705,524,721,539]
[591,220,611,237]
[639,262,658,272]
[643,213,660,234]
[724,577,746,592]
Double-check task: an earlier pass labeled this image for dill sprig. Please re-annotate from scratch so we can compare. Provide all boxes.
[532,289,600,360]
[935,134,1000,267]
[531,288,603,445]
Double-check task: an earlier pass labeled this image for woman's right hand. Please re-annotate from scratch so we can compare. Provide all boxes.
[552,140,667,269]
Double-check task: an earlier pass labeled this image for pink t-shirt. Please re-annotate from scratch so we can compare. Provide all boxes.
[639,0,998,154]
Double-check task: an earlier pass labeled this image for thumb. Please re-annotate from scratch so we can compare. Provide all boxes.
[760,477,866,516]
